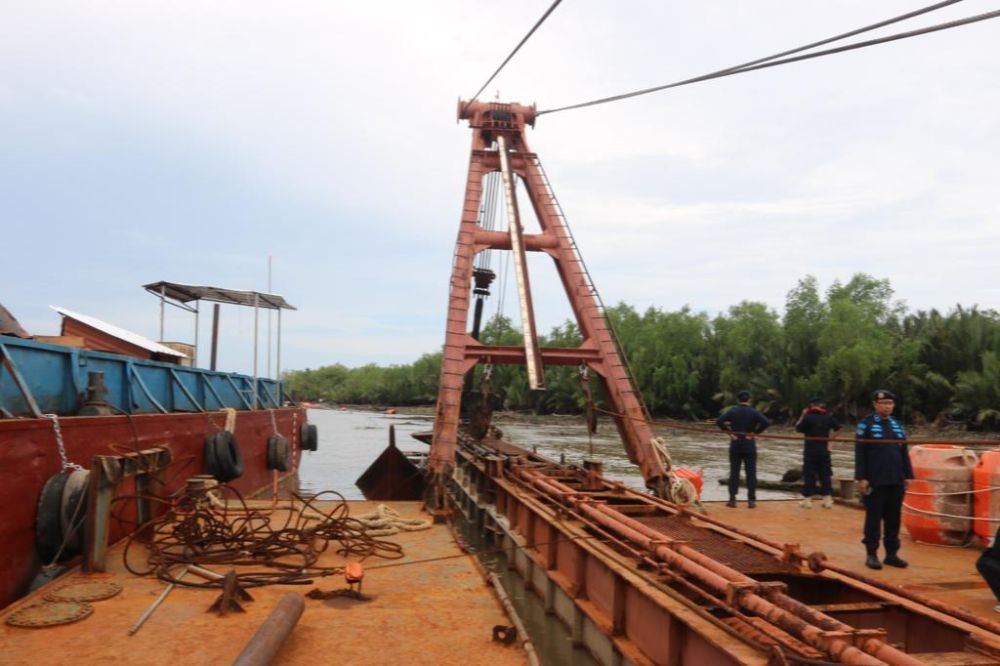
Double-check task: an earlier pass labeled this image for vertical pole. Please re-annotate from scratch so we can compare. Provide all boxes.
[276,307,282,391]
[159,285,165,341]
[193,301,200,368]
[497,134,544,390]
[253,293,259,409]
[267,255,272,379]
[210,304,220,371]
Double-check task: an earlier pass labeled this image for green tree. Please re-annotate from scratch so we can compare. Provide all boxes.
[713,301,785,415]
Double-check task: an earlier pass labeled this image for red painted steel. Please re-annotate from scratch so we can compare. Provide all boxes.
[430,100,666,490]
[514,466,938,665]
[0,407,305,609]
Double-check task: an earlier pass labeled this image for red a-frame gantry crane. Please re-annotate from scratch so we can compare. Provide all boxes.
[429,100,674,497]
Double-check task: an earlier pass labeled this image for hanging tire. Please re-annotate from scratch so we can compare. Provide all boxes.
[267,435,290,471]
[204,431,243,482]
[60,470,90,554]
[36,473,70,563]
[300,422,318,452]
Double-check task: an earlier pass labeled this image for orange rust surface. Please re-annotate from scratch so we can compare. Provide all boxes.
[700,499,996,618]
[0,501,527,666]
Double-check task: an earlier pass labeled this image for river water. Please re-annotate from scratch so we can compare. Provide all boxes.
[299,407,857,500]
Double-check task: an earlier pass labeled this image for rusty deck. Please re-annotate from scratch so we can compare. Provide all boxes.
[0,500,527,666]
[702,499,996,619]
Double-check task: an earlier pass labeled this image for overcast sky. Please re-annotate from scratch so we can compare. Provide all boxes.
[2,1,998,376]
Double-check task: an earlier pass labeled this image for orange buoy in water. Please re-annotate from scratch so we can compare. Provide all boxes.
[903,444,977,545]
[974,449,1000,546]
[386,408,396,415]
[674,467,704,499]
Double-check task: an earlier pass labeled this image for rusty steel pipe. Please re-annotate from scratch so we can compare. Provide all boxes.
[516,468,906,665]
[232,592,305,666]
[488,573,541,666]
[588,500,925,666]
[633,488,1000,638]
[822,558,1000,636]
[573,501,884,665]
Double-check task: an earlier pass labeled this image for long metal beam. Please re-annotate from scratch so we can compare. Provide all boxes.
[497,134,544,390]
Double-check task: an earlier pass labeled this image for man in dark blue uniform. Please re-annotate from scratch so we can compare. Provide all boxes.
[855,389,913,570]
[795,395,841,509]
[716,390,769,508]
[977,526,1000,613]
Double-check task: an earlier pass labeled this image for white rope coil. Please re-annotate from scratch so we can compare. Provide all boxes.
[354,504,432,537]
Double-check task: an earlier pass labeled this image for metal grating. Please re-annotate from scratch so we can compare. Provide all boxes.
[636,515,798,576]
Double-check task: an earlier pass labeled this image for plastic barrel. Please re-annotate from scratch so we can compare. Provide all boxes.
[974,448,1000,546]
[903,444,977,545]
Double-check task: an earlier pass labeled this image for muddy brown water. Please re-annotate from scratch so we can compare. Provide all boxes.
[299,408,859,501]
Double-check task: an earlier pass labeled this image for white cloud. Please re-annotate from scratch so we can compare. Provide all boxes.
[1,1,998,370]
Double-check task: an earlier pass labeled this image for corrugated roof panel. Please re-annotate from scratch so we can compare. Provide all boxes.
[142,281,295,310]
[50,306,186,358]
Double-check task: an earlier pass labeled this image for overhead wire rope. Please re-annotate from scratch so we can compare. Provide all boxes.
[538,1,997,115]
[462,0,565,114]
[590,403,1000,448]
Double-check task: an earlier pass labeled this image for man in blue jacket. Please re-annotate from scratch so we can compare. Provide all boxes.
[716,390,769,508]
[855,389,914,570]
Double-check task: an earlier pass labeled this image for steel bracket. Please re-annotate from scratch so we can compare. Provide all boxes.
[779,543,803,565]
[819,628,887,647]
[84,446,172,572]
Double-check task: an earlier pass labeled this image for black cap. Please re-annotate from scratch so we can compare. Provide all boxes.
[807,395,823,404]
[736,390,751,402]
[872,389,896,401]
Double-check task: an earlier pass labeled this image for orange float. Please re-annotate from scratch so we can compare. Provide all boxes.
[973,448,1000,546]
[903,444,977,545]
[674,467,704,499]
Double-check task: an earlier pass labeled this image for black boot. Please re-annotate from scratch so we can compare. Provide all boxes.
[726,498,737,508]
[883,553,908,568]
[747,500,756,508]
[865,553,882,570]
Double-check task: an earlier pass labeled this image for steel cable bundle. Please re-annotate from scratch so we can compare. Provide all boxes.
[122,485,405,589]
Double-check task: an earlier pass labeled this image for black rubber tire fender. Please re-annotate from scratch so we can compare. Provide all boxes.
[204,431,243,482]
[300,422,318,452]
[267,435,290,472]
[60,470,90,555]
[36,473,70,563]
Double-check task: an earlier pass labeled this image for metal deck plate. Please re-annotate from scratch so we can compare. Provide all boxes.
[46,580,122,603]
[636,515,798,575]
[6,601,93,628]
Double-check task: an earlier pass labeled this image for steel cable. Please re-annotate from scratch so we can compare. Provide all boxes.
[538,1,993,115]
[462,0,564,114]
[122,485,405,590]
[589,404,1000,447]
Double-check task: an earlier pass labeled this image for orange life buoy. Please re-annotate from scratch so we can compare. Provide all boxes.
[903,444,976,545]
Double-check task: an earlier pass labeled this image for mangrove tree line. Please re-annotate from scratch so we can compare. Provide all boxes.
[284,274,1000,428]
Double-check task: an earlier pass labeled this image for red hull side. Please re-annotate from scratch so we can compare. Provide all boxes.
[0,406,307,609]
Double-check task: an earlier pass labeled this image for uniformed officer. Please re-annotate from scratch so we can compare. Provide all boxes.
[716,390,770,508]
[854,389,913,570]
[976,525,1000,613]
[795,395,841,509]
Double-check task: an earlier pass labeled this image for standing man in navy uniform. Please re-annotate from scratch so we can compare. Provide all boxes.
[716,390,770,508]
[855,389,914,570]
[795,395,841,509]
